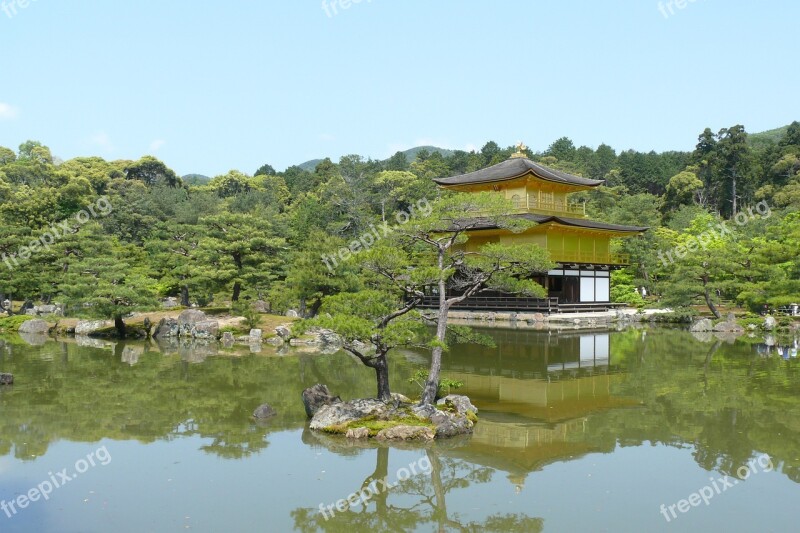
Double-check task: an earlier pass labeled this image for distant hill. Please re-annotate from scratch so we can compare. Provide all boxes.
[182,174,211,185]
[294,146,454,172]
[749,124,791,149]
[296,159,324,172]
[399,145,455,162]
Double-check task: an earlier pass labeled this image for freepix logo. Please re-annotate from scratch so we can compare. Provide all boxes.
[1,0,39,20]
[1,196,113,271]
[657,0,704,19]
[1,446,112,520]
[659,453,774,523]
[321,198,432,273]
[321,0,372,18]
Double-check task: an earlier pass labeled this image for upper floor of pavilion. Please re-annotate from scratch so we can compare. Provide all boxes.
[433,143,603,218]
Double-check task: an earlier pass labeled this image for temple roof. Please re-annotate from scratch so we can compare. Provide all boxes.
[433,156,604,188]
[467,213,648,234]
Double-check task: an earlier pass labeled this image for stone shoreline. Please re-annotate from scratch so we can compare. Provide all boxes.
[429,308,671,330]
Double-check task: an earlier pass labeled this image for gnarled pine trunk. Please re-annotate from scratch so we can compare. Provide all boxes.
[373,353,391,401]
[114,315,127,339]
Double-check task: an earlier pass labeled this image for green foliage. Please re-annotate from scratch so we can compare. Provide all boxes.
[232,301,260,329]
[610,270,645,307]
[2,125,800,327]
[0,315,37,333]
[408,369,463,398]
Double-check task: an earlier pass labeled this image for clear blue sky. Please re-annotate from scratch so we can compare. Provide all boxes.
[1,0,797,177]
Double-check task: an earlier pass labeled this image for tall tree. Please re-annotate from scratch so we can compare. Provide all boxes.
[196,212,286,302]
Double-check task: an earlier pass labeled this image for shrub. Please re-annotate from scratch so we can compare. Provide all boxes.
[232,301,260,329]
[0,315,37,333]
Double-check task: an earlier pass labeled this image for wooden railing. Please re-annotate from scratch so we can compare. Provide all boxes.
[525,198,586,217]
[417,296,625,313]
[419,295,559,312]
[549,251,630,265]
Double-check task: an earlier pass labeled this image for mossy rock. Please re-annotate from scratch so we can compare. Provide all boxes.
[324,414,435,437]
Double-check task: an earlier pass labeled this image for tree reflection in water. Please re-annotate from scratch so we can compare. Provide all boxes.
[292,431,543,532]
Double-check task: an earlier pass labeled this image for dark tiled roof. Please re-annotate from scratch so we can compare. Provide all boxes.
[465,213,648,233]
[433,157,604,188]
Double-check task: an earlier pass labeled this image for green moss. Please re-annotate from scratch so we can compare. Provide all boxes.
[323,414,434,436]
[466,410,478,424]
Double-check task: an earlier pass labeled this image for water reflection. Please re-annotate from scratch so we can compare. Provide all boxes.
[1,327,799,531]
[754,337,798,359]
[292,434,543,532]
[437,328,800,489]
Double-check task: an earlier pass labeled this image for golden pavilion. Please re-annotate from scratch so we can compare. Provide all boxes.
[431,144,647,311]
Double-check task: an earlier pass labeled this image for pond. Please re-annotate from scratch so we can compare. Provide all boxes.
[1,328,798,532]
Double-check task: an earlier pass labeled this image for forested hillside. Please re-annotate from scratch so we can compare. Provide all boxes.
[1,122,798,320]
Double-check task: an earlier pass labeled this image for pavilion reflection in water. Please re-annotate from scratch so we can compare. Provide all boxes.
[438,329,638,490]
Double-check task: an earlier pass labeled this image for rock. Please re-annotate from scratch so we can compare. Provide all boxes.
[249,343,262,354]
[286,310,299,318]
[713,320,744,333]
[265,336,283,346]
[309,398,388,430]
[162,297,179,309]
[36,305,57,315]
[302,384,342,418]
[249,329,262,342]
[690,318,714,332]
[253,300,269,313]
[153,318,179,339]
[573,318,581,325]
[275,325,292,340]
[318,329,342,347]
[391,393,413,405]
[764,316,777,331]
[345,427,370,439]
[178,309,208,337]
[0,373,13,385]
[191,320,219,340]
[75,320,112,336]
[436,395,479,416]
[25,309,37,316]
[221,331,234,345]
[253,403,277,419]
[375,425,435,441]
[412,403,476,438]
[18,319,50,335]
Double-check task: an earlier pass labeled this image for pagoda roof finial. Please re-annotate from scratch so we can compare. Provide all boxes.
[511,141,528,159]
